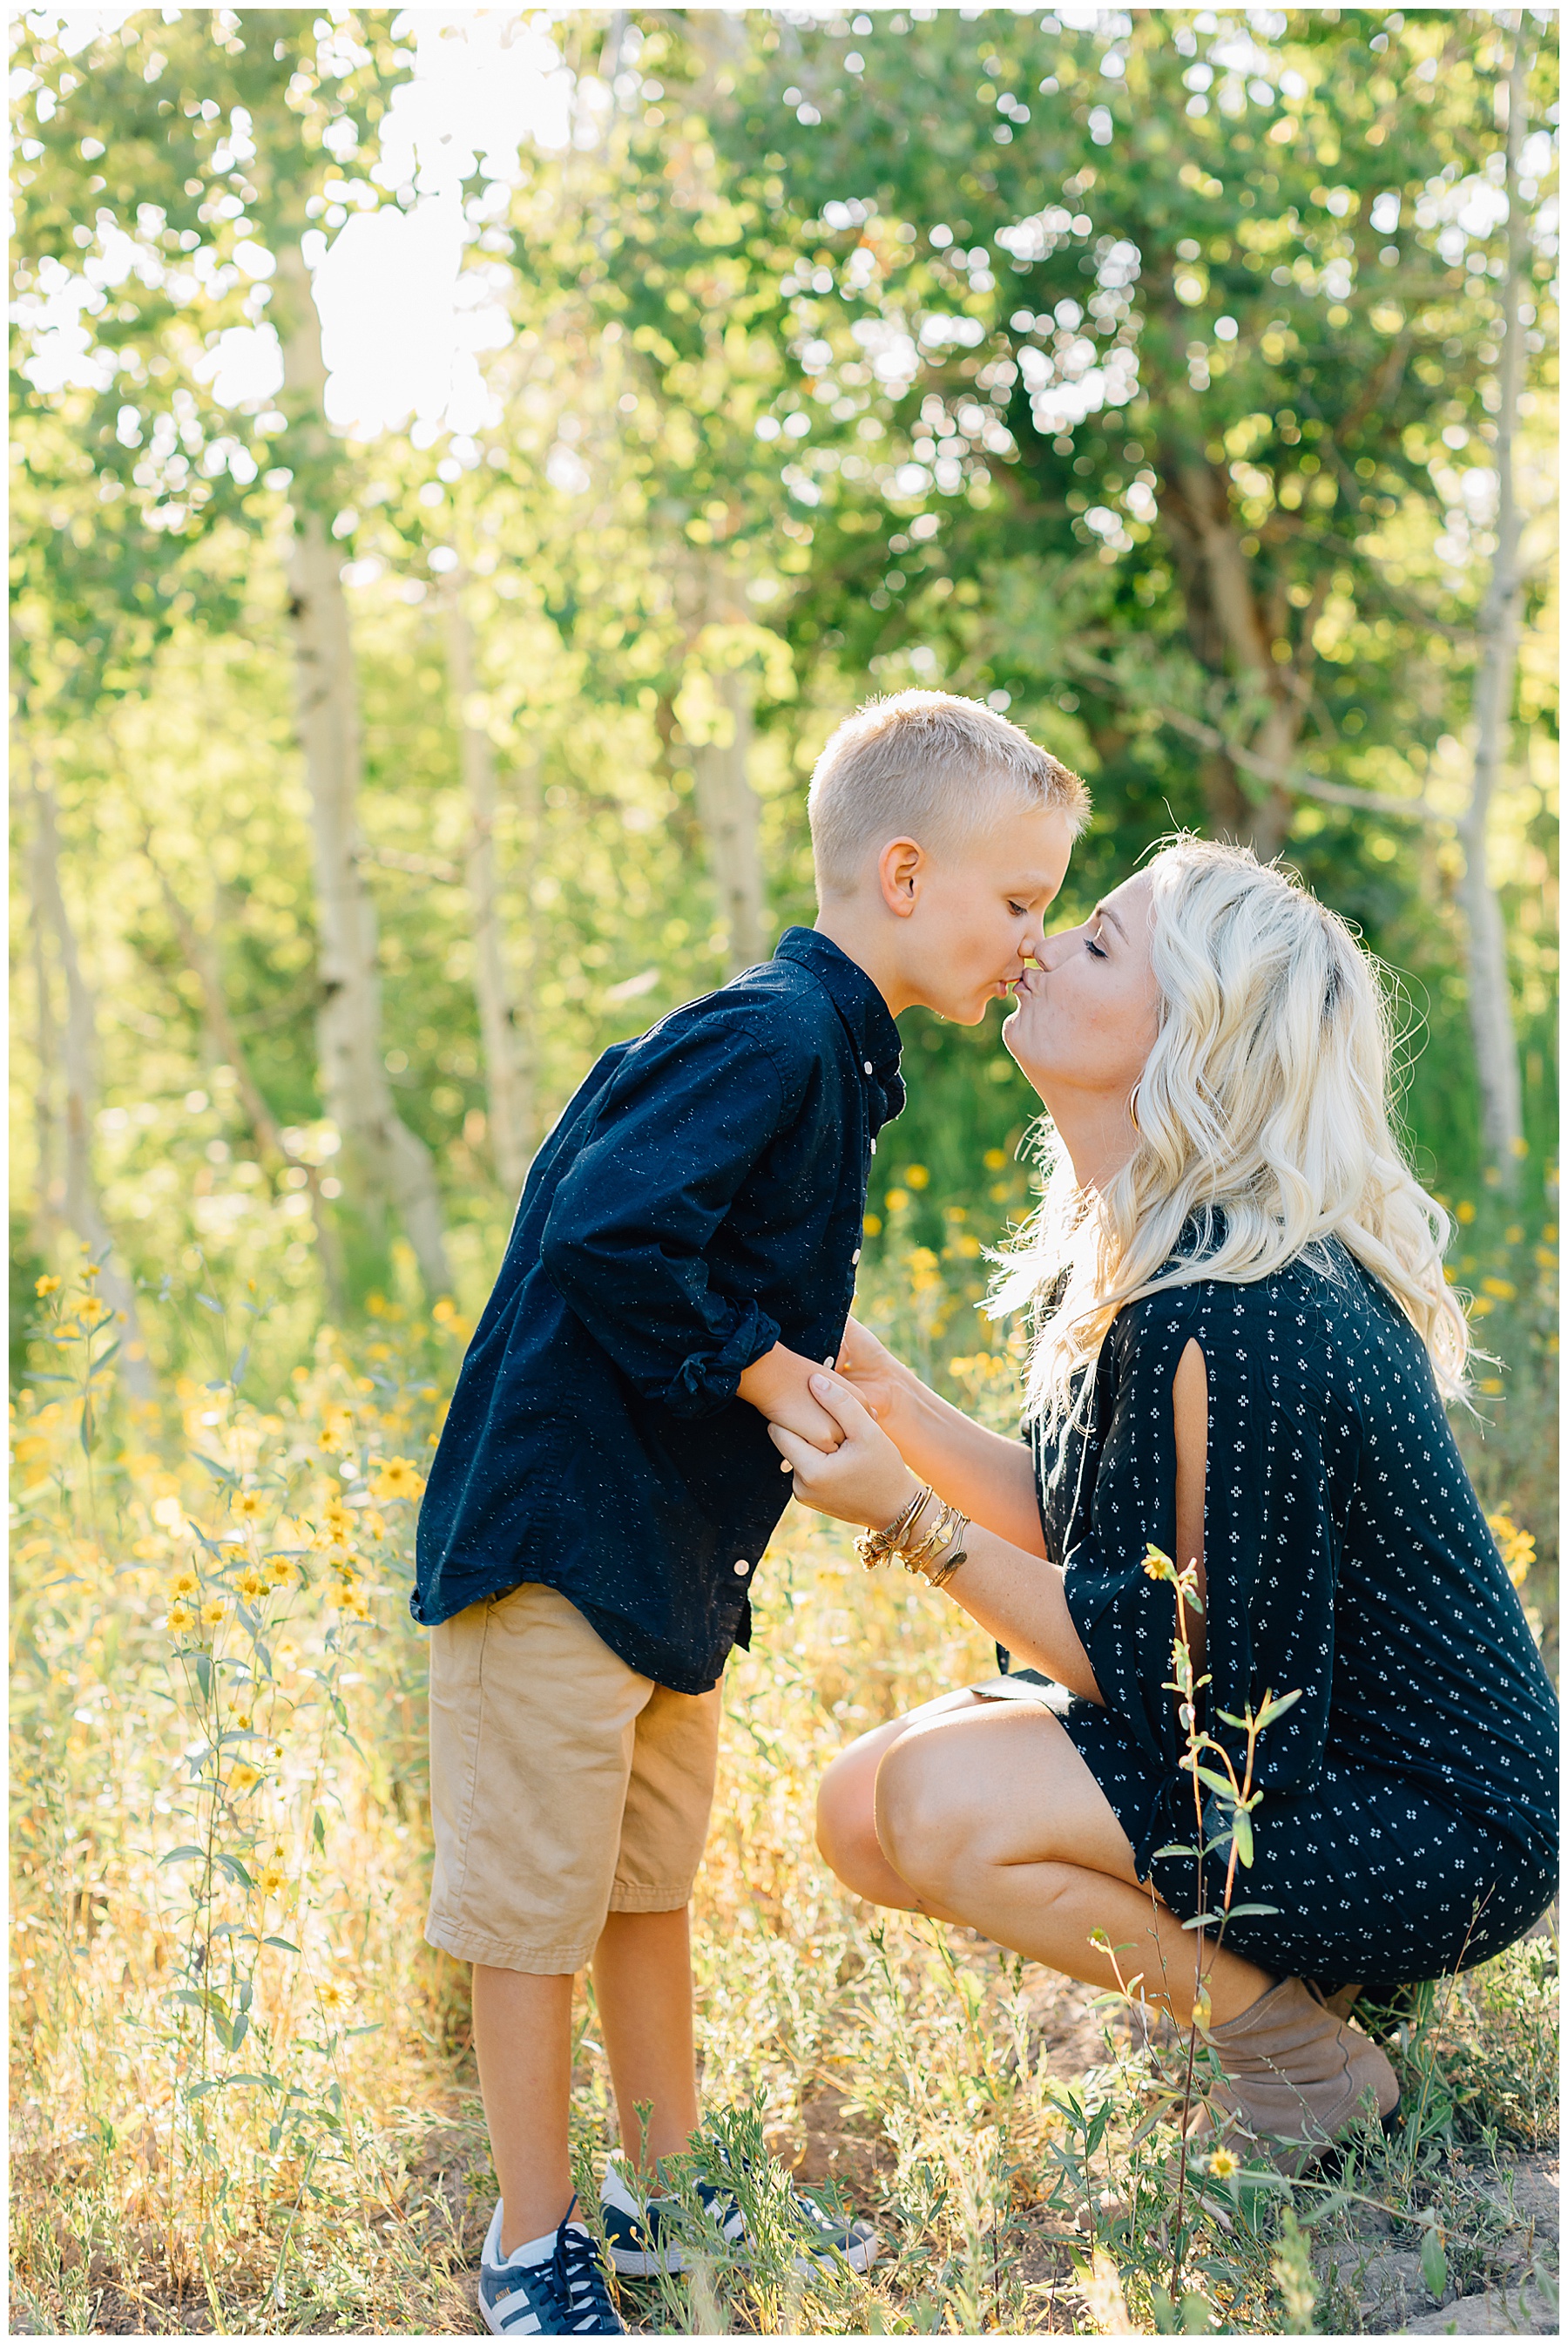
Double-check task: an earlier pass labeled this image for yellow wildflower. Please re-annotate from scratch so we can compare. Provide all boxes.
[1481,1277,1516,1301]
[1142,1545,1176,1583]
[904,1164,930,1189]
[1456,1201,1477,1224]
[236,1567,266,1600]
[200,1596,227,1627]
[166,1602,196,1633]
[81,1261,101,1281]
[257,1855,288,1896]
[170,1567,199,1598]
[1488,1512,1535,1589]
[327,1580,359,1609]
[371,1457,425,1501]
[318,1426,344,1454]
[862,1214,882,1237]
[267,1555,297,1586]
[1207,2146,1240,2180]
[317,1977,351,2011]
[233,1490,266,1521]
[983,1148,1008,1171]
[363,1510,387,1541]
[34,1274,61,1297]
[229,1763,260,1792]
[321,1498,355,1534]
[76,1294,109,1325]
[885,1188,910,1214]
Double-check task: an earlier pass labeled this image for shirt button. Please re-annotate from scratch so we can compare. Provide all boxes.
[822,1353,835,1366]
[733,1558,750,1575]
[852,1248,861,1264]
[863,1059,873,1074]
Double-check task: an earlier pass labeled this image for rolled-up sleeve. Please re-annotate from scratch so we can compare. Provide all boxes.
[1059,1285,1343,1799]
[538,1014,794,1418]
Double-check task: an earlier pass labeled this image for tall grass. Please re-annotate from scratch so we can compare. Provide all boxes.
[10,1199,1558,2335]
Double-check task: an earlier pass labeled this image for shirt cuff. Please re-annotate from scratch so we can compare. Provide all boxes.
[659,1303,782,1419]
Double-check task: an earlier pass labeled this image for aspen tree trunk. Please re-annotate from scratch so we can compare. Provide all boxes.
[29,812,59,1252]
[30,782,156,1399]
[691,668,767,974]
[443,585,536,1196]
[275,245,451,1293]
[686,559,768,976]
[1456,24,1530,1195]
[144,839,348,1318]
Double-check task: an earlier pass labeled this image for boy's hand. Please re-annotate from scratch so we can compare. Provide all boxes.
[769,1374,920,1529]
[737,1344,845,1450]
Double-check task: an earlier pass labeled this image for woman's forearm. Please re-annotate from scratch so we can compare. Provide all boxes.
[882,1372,1046,1555]
[939,1526,1102,1704]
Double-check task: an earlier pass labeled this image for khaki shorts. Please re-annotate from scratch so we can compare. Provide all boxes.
[426,1582,721,1974]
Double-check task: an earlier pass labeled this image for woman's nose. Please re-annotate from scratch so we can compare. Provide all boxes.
[1037,926,1079,973]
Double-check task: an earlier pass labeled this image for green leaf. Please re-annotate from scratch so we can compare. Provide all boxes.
[159,1845,208,1866]
[1193,1765,1236,1799]
[1181,1913,1225,1930]
[194,1651,213,1701]
[264,1936,301,1954]
[1152,1842,1200,1860]
[1420,2228,1447,2301]
[312,1808,326,1852]
[213,1853,254,1889]
[1255,1688,1303,1728]
[1225,1902,1281,1919]
[1228,1805,1254,1867]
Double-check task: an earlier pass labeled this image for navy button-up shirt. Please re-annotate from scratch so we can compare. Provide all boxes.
[413,928,904,1692]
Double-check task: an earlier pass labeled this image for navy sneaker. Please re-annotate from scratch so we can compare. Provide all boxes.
[599,2152,746,2275]
[478,2199,625,2335]
[599,2147,879,2279]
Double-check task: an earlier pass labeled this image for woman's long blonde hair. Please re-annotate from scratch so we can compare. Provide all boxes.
[991,837,1470,1424]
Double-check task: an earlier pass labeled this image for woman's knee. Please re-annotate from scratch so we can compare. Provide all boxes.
[874,1726,984,1897]
[815,1739,888,1893]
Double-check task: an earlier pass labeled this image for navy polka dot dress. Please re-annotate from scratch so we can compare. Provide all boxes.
[1024,1243,1558,1992]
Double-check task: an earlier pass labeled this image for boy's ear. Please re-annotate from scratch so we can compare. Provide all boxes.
[877,837,924,919]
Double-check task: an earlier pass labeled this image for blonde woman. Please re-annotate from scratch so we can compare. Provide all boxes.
[772,839,1558,2162]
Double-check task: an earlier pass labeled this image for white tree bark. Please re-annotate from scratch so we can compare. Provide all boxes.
[684,559,768,976]
[443,585,536,1197]
[691,668,767,975]
[143,837,348,1318]
[29,808,59,1253]
[30,780,157,1399]
[1458,25,1530,1193]
[276,245,451,1293]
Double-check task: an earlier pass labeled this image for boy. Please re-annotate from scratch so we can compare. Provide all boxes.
[414,688,1088,2334]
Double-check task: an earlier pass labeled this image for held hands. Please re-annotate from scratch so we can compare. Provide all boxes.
[828,1318,909,1429]
[768,1373,919,1530]
[736,1343,845,1451]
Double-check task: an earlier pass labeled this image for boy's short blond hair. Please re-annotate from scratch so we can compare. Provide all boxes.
[808,688,1091,898]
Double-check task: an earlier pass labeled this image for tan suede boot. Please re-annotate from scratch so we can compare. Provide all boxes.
[1191,1976,1399,2175]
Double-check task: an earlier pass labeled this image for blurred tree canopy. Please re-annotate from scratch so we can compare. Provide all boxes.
[10,6,1558,1364]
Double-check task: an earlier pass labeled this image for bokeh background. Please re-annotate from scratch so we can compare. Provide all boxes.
[10,10,1559,2335]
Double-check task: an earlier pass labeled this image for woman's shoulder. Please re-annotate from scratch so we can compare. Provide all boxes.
[1108,1236,1379,1362]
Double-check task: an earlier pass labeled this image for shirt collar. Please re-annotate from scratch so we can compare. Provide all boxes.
[774,927,905,1128]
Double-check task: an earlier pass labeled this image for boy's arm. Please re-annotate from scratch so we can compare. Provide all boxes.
[538,1012,841,1445]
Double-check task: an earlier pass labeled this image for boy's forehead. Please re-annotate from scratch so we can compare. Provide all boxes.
[977,799,1076,878]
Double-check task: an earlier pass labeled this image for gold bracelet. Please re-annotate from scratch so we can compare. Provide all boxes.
[854,1482,931,1571]
[902,1501,970,1588]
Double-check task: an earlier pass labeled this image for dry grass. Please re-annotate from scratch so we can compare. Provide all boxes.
[10,1220,1558,2335]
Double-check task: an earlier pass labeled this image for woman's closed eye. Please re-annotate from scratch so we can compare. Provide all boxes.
[1085,932,1108,960]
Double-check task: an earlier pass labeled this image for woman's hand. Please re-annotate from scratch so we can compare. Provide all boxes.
[830,1318,910,1431]
[769,1373,921,1532]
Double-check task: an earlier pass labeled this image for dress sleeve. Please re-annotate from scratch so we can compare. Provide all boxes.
[1059,1281,1350,1800]
[538,1012,794,1419]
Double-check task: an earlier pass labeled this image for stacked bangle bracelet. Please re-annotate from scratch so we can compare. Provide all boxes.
[855,1483,971,1591]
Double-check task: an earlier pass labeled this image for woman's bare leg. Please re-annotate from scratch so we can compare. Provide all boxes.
[819,1696,1271,2028]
